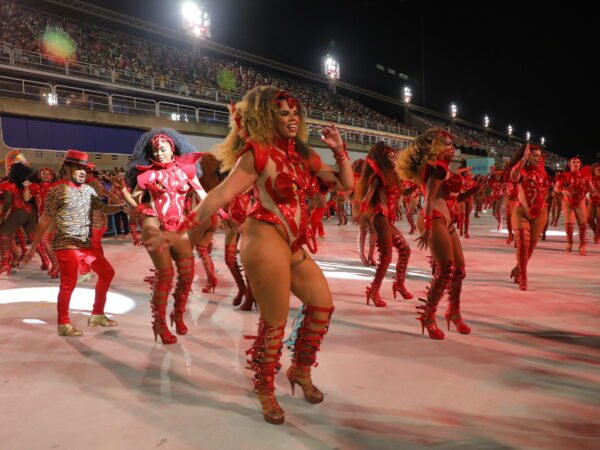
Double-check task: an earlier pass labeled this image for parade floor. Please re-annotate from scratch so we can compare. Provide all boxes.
[1,213,599,450]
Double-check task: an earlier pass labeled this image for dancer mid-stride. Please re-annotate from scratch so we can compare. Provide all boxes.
[354,142,413,307]
[397,129,472,340]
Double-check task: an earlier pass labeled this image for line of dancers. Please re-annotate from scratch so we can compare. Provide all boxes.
[2,85,598,425]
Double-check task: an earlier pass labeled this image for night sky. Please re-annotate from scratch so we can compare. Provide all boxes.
[42,0,596,162]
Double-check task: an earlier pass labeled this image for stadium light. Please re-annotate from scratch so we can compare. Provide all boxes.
[403,86,412,104]
[508,124,513,136]
[47,93,57,106]
[450,103,457,118]
[484,115,490,128]
[526,131,531,141]
[540,136,545,146]
[182,2,211,39]
[323,54,340,80]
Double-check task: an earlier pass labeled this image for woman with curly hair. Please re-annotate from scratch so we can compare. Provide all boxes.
[396,128,471,340]
[355,142,413,307]
[147,86,353,425]
[504,144,549,291]
[123,129,205,344]
[555,156,592,255]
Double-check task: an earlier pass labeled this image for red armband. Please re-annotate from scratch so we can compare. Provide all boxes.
[333,142,349,165]
[176,211,200,233]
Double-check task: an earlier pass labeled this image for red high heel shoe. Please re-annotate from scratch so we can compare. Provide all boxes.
[392,281,413,300]
[416,298,445,340]
[202,275,217,293]
[152,317,177,344]
[365,286,386,307]
[169,311,188,335]
[445,311,471,334]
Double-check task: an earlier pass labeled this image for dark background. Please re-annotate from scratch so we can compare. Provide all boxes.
[38,0,596,162]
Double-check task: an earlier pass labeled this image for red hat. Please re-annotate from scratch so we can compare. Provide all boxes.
[64,149,91,167]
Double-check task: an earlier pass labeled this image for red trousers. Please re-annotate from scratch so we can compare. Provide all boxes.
[310,207,327,237]
[55,247,115,324]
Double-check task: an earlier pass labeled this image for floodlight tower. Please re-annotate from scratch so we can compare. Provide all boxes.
[450,103,457,123]
[182,2,211,39]
[402,86,412,124]
[322,54,340,93]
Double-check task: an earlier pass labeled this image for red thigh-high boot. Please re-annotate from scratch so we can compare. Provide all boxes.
[287,305,334,404]
[445,265,471,334]
[578,222,587,256]
[417,261,453,340]
[0,234,13,276]
[365,235,392,307]
[151,266,177,344]
[29,233,50,271]
[565,222,574,253]
[16,227,27,262]
[367,228,377,266]
[515,228,530,291]
[392,233,413,299]
[357,226,368,265]
[239,277,256,311]
[170,257,194,335]
[225,244,247,306]
[196,244,217,293]
[245,319,286,425]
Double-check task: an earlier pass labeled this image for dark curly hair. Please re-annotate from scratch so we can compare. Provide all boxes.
[126,128,200,189]
[8,163,34,189]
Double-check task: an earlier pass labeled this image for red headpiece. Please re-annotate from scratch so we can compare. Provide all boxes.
[150,134,175,153]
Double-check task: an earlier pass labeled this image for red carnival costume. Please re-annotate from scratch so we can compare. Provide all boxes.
[458,172,477,238]
[556,161,591,255]
[402,180,419,234]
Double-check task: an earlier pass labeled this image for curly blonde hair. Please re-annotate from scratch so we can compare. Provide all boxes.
[213,86,310,171]
[396,128,451,184]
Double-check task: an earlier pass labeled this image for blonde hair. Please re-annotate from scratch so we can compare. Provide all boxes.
[396,128,450,184]
[213,86,310,171]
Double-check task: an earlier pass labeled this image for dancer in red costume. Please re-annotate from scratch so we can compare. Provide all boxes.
[0,162,37,276]
[505,144,549,291]
[309,180,330,239]
[550,172,563,226]
[487,165,506,230]
[22,167,60,277]
[352,159,377,266]
[588,164,600,244]
[555,156,593,255]
[124,129,206,344]
[355,142,413,307]
[458,169,476,239]
[397,128,472,340]
[402,180,419,235]
[25,150,122,336]
[147,86,353,425]
[335,190,348,225]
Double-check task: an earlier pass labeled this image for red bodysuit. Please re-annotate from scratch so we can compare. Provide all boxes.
[136,154,203,232]
[516,161,548,219]
[360,157,401,223]
[239,139,322,253]
[557,171,590,208]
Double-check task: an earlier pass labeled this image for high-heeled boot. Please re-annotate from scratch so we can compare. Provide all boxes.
[287,305,334,404]
[225,245,247,306]
[392,233,413,300]
[515,228,530,291]
[151,266,177,344]
[196,244,217,293]
[578,223,587,256]
[239,278,256,311]
[16,228,27,261]
[357,226,368,265]
[245,318,286,425]
[416,261,453,340]
[0,234,13,276]
[365,237,392,307]
[170,257,194,335]
[445,265,471,334]
[565,223,574,253]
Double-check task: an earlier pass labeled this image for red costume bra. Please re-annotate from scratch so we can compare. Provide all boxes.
[239,138,322,253]
[136,154,203,232]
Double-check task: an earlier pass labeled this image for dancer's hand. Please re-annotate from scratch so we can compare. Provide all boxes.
[416,229,431,250]
[320,122,344,152]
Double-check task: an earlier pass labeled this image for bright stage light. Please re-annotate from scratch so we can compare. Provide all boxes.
[0,287,136,315]
[508,124,513,136]
[484,115,490,128]
[403,86,412,103]
[526,131,531,141]
[450,103,457,118]
[182,2,211,39]
[323,54,340,80]
[541,136,545,145]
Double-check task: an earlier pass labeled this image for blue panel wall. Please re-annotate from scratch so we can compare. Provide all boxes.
[1,115,144,154]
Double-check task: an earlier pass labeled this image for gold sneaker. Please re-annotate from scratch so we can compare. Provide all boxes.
[57,324,83,337]
[87,314,118,327]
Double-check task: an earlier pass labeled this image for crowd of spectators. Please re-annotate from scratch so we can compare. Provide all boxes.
[0,1,413,135]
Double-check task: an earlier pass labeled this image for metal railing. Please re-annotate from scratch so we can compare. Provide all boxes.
[0,74,413,147]
[1,46,415,137]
